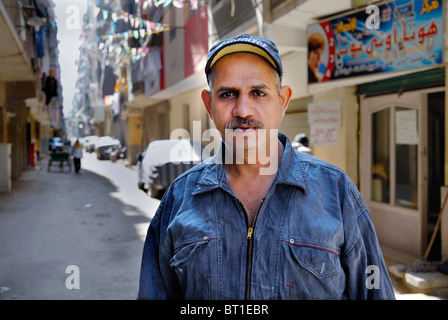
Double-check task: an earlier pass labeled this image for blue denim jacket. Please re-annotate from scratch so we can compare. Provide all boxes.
[138,133,395,300]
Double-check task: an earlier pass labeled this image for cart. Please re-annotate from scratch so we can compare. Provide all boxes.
[48,151,71,172]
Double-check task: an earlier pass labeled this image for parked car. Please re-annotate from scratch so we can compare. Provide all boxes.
[83,135,99,153]
[137,139,204,199]
[110,145,127,162]
[95,136,121,160]
[49,137,65,152]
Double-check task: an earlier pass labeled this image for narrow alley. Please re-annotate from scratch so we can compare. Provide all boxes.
[0,153,159,299]
[1,0,448,304]
[1,152,448,300]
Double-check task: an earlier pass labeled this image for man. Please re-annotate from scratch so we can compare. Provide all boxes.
[138,34,395,300]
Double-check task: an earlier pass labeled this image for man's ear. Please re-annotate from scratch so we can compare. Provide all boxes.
[201,89,213,119]
[279,85,292,117]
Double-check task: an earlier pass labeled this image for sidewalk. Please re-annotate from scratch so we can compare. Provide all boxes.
[385,257,448,300]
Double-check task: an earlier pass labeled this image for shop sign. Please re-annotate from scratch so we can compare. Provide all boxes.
[308,100,341,146]
[307,0,443,84]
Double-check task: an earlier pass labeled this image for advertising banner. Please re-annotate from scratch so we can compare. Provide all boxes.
[307,0,443,84]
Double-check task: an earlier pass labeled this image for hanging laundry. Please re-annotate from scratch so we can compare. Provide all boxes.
[37,27,45,58]
[43,72,58,105]
[111,91,121,117]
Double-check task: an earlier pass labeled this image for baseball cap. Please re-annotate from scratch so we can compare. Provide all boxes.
[205,34,283,81]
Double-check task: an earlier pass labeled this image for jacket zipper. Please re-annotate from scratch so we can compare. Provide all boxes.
[244,199,264,300]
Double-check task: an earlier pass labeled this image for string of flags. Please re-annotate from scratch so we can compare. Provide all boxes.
[146,0,200,10]
[96,10,168,41]
[94,0,202,41]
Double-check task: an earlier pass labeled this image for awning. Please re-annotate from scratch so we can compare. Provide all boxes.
[357,68,445,97]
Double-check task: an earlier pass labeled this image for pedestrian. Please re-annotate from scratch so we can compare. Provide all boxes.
[292,133,312,154]
[138,34,395,300]
[72,139,83,174]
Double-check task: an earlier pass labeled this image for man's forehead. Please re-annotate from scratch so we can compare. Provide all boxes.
[215,83,270,92]
[213,52,275,73]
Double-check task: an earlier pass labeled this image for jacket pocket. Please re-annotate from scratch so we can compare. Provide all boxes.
[170,235,217,299]
[281,238,341,279]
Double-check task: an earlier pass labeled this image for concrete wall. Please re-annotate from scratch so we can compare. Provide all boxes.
[127,114,142,164]
[163,8,185,88]
[310,86,359,186]
[169,86,210,142]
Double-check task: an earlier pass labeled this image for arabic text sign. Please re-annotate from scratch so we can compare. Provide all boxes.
[396,109,419,145]
[310,125,338,146]
[308,101,341,125]
[307,0,443,83]
[308,101,341,146]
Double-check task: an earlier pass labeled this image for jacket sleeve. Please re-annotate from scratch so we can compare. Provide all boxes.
[341,180,396,300]
[137,187,183,300]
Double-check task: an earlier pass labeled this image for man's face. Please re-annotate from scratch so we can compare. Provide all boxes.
[202,53,292,156]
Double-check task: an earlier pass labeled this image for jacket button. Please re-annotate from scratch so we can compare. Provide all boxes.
[178,268,184,273]
[290,239,294,244]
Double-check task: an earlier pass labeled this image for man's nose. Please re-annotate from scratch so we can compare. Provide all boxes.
[232,95,254,118]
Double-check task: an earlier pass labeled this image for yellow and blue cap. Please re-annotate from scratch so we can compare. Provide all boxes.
[205,34,283,82]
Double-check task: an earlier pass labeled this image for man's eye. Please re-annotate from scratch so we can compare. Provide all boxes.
[252,91,266,97]
[220,91,236,99]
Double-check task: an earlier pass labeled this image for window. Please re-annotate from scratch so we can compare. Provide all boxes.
[371,108,390,204]
[395,107,418,209]
[370,106,419,209]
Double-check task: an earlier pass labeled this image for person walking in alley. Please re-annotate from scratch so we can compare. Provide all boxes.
[138,34,395,300]
[72,139,83,174]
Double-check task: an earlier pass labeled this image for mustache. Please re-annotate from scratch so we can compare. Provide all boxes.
[225,117,265,130]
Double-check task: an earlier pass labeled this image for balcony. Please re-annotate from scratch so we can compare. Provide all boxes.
[0,1,35,82]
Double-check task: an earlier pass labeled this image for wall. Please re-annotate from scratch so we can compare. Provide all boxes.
[169,86,209,142]
[141,101,170,149]
[281,51,308,99]
[184,4,208,78]
[0,81,6,143]
[4,81,36,179]
[127,114,142,163]
[163,8,185,88]
[311,86,359,185]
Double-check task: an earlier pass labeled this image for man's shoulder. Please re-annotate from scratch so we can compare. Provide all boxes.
[170,156,216,188]
[294,150,347,176]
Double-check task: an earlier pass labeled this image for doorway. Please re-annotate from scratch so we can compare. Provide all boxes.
[427,92,445,261]
[361,91,428,262]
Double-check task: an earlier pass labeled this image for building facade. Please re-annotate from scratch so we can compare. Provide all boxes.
[0,0,64,190]
[71,0,447,263]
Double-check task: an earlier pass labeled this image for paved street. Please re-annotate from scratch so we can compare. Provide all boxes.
[0,152,160,299]
[1,152,448,300]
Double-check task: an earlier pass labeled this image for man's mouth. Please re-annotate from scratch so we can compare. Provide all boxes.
[226,117,265,131]
[236,125,255,132]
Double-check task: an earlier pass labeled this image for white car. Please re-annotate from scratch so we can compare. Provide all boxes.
[83,135,99,153]
[137,139,204,199]
[95,136,121,160]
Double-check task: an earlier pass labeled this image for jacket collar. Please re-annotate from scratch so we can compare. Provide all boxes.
[191,132,308,196]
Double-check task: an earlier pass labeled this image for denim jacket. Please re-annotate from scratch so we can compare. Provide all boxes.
[138,133,395,300]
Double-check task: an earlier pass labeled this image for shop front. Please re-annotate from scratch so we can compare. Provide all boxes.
[359,69,445,262]
[306,0,446,263]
